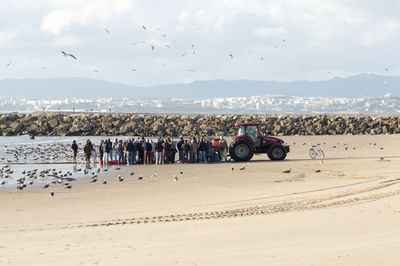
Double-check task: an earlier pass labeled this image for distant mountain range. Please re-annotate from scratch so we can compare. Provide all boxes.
[0,73,398,99]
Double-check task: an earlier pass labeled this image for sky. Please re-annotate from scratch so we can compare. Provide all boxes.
[1,0,400,86]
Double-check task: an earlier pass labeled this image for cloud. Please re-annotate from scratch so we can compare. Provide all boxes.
[40,0,133,34]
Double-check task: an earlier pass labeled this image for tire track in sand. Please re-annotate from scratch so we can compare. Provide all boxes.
[81,179,400,228]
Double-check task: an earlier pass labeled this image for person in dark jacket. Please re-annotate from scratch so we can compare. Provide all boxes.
[155,138,164,164]
[99,140,104,165]
[198,137,207,163]
[126,138,135,165]
[144,139,152,165]
[177,137,184,163]
[71,140,78,163]
[84,139,93,166]
[103,138,112,167]
[137,138,144,164]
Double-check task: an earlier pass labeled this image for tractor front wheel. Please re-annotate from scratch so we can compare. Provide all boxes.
[267,144,287,160]
[229,138,254,162]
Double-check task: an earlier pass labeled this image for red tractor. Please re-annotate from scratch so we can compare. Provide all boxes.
[229,123,290,161]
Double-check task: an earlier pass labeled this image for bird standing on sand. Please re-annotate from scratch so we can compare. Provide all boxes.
[138,175,143,180]
[50,191,54,197]
[118,175,124,182]
[61,51,77,60]
[315,169,321,173]
[103,180,107,184]
[180,170,183,175]
[174,175,178,181]
[239,166,245,171]
[130,171,134,176]
[43,183,50,188]
[283,168,291,174]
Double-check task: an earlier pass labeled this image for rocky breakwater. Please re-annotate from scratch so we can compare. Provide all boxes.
[1,113,400,137]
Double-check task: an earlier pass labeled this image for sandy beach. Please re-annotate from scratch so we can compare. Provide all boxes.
[1,134,400,265]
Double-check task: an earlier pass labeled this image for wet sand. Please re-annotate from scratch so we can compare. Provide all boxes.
[1,134,400,265]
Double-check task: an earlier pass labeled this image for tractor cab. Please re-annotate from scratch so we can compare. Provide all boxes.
[236,123,260,140]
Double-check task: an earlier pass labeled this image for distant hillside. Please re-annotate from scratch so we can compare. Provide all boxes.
[0,73,398,99]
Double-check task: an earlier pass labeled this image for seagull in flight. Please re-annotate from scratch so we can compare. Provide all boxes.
[260,56,264,61]
[142,25,147,30]
[104,28,110,34]
[5,62,12,67]
[151,45,155,51]
[61,51,77,60]
[229,53,233,58]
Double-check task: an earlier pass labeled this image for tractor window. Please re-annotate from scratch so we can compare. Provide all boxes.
[246,126,257,139]
[238,126,246,136]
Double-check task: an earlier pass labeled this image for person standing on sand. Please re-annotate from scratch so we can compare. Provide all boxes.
[103,138,112,167]
[162,138,171,164]
[84,139,93,163]
[219,136,228,162]
[71,140,78,163]
[198,137,207,163]
[111,138,118,161]
[144,139,152,165]
[177,136,184,163]
[182,140,190,163]
[137,138,144,164]
[169,138,177,163]
[118,140,124,165]
[99,140,104,165]
[190,138,198,163]
[206,138,213,163]
[91,144,98,164]
[126,139,135,165]
[155,138,163,164]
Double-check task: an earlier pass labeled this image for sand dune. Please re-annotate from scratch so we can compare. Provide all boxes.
[1,134,400,265]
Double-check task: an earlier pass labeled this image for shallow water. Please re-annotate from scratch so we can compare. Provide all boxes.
[0,135,128,188]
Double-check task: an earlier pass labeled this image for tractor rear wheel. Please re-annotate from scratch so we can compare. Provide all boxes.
[230,138,254,162]
[267,143,287,160]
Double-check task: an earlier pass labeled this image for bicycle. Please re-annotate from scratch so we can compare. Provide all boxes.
[309,145,325,159]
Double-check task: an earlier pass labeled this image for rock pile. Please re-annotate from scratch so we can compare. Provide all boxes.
[0,112,399,137]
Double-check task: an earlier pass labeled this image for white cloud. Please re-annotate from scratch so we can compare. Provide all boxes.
[40,0,133,34]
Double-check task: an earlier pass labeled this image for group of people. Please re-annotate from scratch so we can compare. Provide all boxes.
[75,136,229,166]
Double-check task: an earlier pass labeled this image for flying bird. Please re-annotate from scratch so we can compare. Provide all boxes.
[151,45,155,51]
[229,53,233,58]
[61,51,77,60]
[5,62,12,67]
[260,57,264,61]
[142,25,147,30]
[104,28,110,34]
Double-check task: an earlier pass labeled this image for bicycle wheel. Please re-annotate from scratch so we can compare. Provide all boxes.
[309,148,317,159]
